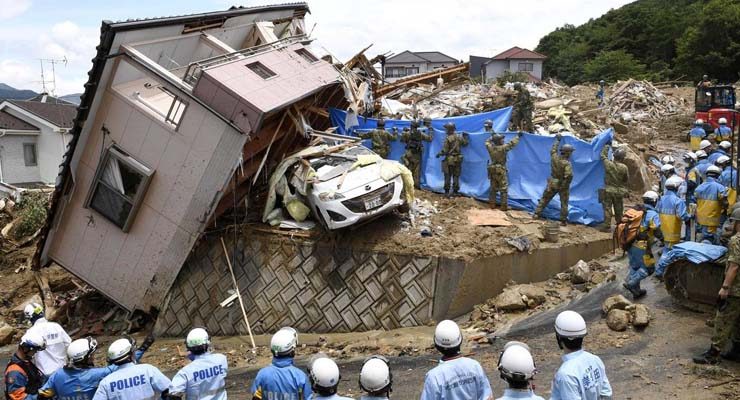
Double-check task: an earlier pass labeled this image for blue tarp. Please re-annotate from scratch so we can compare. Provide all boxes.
[656,242,727,276]
[329,107,614,225]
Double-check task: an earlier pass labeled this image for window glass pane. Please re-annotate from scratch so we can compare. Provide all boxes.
[295,48,318,63]
[90,183,133,228]
[101,157,143,199]
[247,62,277,79]
[23,144,37,166]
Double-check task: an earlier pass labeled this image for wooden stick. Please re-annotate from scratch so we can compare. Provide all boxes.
[252,113,287,185]
[220,237,257,351]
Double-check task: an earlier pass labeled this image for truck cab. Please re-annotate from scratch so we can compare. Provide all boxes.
[695,85,739,134]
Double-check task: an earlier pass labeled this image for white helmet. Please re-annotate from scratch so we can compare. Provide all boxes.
[700,139,712,150]
[716,155,731,166]
[310,357,341,390]
[696,119,704,125]
[554,310,587,338]
[642,190,659,203]
[359,356,391,393]
[683,152,698,163]
[67,337,98,363]
[706,165,722,177]
[719,141,732,151]
[23,303,44,321]
[434,320,462,349]
[271,327,297,357]
[20,331,46,351]
[498,341,536,381]
[186,328,210,352]
[696,150,708,159]
[719,117,727,125]
[661,155,675,165]
[107,338,134,364]
[660,164,675,174]
[665,176,684,190]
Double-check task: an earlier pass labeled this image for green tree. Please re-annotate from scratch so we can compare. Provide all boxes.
[584,50,647,82]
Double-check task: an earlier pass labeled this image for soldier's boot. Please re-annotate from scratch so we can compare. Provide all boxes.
[721,342,740,362]
[500,193,508,211]
[693,346,721,365]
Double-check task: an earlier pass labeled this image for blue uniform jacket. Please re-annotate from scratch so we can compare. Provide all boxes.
[715,126,732,141]
[550,350,611,400]
[696,160,711,181]
[721,166,737,188]
[250,357,311,400]
[420,356,493,400]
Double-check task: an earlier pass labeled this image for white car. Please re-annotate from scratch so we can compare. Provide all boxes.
[292,145,406,230]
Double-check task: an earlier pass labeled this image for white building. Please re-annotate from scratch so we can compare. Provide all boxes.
[0,94,76,185]
[480,47,547,82]
[382,51,459,82]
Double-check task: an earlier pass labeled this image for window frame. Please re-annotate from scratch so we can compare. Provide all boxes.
[385,67,406,78]
[518,62,534,72]
[85,146,154,232]
[158,87,188,130]
[246,61,277,80]
[22,143,37,166]
[295,48,319,64]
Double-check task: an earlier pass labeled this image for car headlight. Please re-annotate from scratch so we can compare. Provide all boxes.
[318,191,345,201]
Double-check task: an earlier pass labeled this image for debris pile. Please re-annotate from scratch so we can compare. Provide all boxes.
[602,294,651,331]
[608,79,684,121]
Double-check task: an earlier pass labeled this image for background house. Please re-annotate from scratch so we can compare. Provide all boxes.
[383,51,459,82]
[478,47,547,82]
[0,94,76,185]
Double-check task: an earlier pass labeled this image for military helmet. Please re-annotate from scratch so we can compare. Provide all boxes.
[613,147,627,160]
[484,119,493,128]
[730,207,740,222]
[376,119,386,128]
[443,122,455,132]
[410,120,419,128]
[423,116,432,124]
[492,133,505,144]
[560,144,574,154]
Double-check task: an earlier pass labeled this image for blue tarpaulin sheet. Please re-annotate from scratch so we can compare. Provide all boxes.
[329,107,614,225]
[656,242,727,276]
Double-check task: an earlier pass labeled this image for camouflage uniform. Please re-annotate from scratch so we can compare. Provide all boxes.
[360,126,396,159]
[512,85,534,132]
[437,126,469,195]
[710,233,740,352]
[486,133,521,210]
[534,138,573,223]
[400,124,432,189]
[600,145,629,227]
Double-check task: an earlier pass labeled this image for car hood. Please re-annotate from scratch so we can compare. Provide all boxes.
[312,162,390,195]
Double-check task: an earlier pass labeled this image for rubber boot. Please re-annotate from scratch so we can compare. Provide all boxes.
[622,282,646,299]
[721,341,740,362]
[560,220,567,226]
[500,193,508,211]
[693,346,721,364]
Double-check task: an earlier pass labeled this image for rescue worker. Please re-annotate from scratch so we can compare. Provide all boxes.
[599,142,629,231]
[420,320,492,400]
[358,356,391,400]
[422,117,434,135]
[683,152,699,205]
[718,155,738,209]
[690,120,706,152]
[496,341,544,400]
[38,335,152,400]
[359,119,396,159]
[661,155,675,166]
[5,332,46,400]
[551,311,611,400]
[483,119,494,134]
[624,191,662,299]
[695,149,711,182]
[698,74,711,88]
[694,165,729,244]
[92,338,170,400]
[659,164,681,195]
[657,176,691,248]
[169,328,227,400]
[534,134,574,225]
[595,80,606,107]
[400,120,432,189]
[693,207,740,364]
[486,131,523,210]
[251,327,311,400]
[709,140,732,165]
[308,356,353,400]
[715,118,732,142]
[23,303,71,376]
[436,123,469,197]
[512,83,533,132]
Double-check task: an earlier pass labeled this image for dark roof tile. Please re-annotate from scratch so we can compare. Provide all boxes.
[7,100,77,129]
[0,109,39,131]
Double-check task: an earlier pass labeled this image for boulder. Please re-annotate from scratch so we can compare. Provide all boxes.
[633,304,650,327]
[602,295,633,315]
[495,289,527,311]
[621,146,651,193]
[0,322,16,346]
[570,260,591,284]
[606,309,630,331]
[590,271,607,285]
[517,285,547,306]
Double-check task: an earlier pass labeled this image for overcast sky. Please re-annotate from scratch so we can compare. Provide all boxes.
[0,0,635,96]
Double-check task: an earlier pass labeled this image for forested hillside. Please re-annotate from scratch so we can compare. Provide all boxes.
[535,0,740,85]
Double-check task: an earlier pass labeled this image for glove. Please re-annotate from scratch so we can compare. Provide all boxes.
[138,333,155,353]
[517,131,524,137]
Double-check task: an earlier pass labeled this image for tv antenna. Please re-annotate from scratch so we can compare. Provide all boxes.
[37,57,68,95]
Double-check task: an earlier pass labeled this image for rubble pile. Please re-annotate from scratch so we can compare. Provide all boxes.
[602,294,651,331]
[608,79,685,122]
[385,82,512,120]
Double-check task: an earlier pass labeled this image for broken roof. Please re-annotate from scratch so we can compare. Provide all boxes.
[0,109,38,131]
[8,100,77,129]
[386,50,458,64]
[490,46,547,60]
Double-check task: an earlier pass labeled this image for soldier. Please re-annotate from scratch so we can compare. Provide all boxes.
[483,119,494,134]
[534,134,574,225]
[436,122,469,197]
[512,83,534,132]
[359,119,396,159]
[693,207,740,364]
[400,120,432,189]
[599,142,629,231]
[486,131,523,210]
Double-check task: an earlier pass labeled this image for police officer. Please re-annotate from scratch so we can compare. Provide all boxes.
[709,140,732,165]
[359,119,396,159]
[550,311,612,400]
[683,152,699,199]
[496,341,544,400]
[5,332,46,400]
[694,165,729,244]
[308,356,353,400]
[400,120,432,189]
[534,134,574,225]
[251,327,311,400]
[23,302,71,376]
[486,131,523,210]
[512,83,533,132]
[169,328,227,400]
[599,142,629,230]
[659,164,681,195]
[657,176,691,249]
[91,338,169,400]
[624,191,662,299]
[690,120,707,152]
[39,335,152,400]
[718,155,737,208]
[436,123,469,197]
[420,320,492,400]
[695,149,711,182]
[693,207,740,364]
[358,356,391,400]
[715,118,732,142]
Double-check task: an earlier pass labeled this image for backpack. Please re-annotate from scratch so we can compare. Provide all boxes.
[614,207,645,251]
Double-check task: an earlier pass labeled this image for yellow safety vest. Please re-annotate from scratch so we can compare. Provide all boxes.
[697,198,722,227]
[659,213,682,245]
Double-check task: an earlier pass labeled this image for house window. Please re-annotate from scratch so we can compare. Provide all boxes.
[295,48,319,63]
[247,62,277,79]
[405,67,419,75]
[385,67,406,78]
[23,143,37,166]
[86,146,154,232]
[159,87,187,129]
[518,62,534,72]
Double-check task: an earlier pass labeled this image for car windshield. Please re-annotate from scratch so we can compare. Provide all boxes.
[311,146,375,182]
